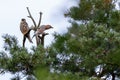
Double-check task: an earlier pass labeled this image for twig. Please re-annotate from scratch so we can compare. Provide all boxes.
[38,12,42,27]
[26,7,37,28]
[38,33,49,46]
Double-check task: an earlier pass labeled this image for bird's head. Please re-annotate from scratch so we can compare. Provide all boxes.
[21,18,26,22]
[45,25,53,30]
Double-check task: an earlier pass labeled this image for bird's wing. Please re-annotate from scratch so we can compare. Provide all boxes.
[37,25,46,34]
[20,22,29,35]
[37,28,45,34]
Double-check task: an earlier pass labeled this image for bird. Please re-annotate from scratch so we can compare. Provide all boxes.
[32,25,53,38]
[20,18,33,47]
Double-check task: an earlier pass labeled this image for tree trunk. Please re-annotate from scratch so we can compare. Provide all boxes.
[111,72,115,80]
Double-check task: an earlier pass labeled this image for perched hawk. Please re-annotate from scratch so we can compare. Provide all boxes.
[20,18,33,47]
[32,25,53,38]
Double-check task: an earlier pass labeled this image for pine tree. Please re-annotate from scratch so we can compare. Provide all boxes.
[48,0,120,79]
[0,34,47,80]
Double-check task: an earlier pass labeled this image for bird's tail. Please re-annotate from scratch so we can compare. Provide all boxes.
[28,35,33,43]
[26,29,33,43]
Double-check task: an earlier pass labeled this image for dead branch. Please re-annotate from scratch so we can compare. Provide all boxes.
[26,7,37,28]
[41,33,49,46]
[26,7,49,47]
[38,12,42,28]
[38,33,49,46]
[36,36,40,46]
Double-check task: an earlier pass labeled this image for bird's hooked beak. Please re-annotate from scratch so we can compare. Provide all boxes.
[50,26,53,29]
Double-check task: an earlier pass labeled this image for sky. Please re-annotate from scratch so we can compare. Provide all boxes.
[0,0,78,80]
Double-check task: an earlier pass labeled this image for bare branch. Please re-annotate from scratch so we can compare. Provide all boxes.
[38,33,49,46]
[26,7,37,28]
[36,36,40,46]
[38,12,43,27]
[41,33,49,46]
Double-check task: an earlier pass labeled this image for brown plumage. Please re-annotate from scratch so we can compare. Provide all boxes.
[20,18,33,47]
[32,25,53,38]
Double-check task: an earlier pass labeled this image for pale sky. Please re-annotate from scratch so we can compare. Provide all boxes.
[0,0,78,80]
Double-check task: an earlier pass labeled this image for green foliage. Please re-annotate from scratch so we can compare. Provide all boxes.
[48,21,120,78]
[0,34,47,79]
[65,0,118,26]
[35,66,90,80]
[49,0,120,79]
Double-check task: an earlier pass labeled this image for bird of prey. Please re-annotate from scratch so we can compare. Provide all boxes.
[20,18,33,47]
[32,25,53,38]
